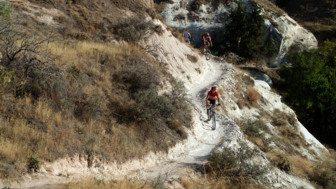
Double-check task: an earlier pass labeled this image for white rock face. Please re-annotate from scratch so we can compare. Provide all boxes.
[160,0,318,66]
[264,12,318,67]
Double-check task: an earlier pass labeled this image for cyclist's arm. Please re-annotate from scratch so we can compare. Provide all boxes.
[209,37,213,46]
[205,95,210,104]
[217,95,221,104]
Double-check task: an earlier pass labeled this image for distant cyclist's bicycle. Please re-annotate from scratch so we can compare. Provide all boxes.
[203,43,211,60]
[207,104,218,130]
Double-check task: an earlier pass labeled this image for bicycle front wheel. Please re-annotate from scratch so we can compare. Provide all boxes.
[212,113,216,130]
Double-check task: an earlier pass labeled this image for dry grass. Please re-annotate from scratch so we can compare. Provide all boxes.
[246,85,260,106]
[252,0,285,16]
[66,175,262,189]
[302,21,335,32]
[236,98,245,109]
[266,151,315,176]
[287,155,314,176]
[187,54,198,63]
[64,177,153,189]
[171,28,186,42]
[179,175,264,189]
[0,39,192,178]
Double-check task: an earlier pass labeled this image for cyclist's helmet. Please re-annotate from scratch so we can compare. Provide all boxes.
[211,86,216,91]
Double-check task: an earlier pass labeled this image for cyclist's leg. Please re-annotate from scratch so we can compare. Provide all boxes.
[206,99,210,119]
[209,99,216,114]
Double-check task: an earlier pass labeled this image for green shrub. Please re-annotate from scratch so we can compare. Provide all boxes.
[74,91,105,122]
[114,63,159,93]
[0,0,13,18]
[0,69,14,92]
[309,161,336,189]
[280,40,336,148]
[28,155,40,172]
[207,143,268,185]
[215,3,278,59]
[133,87,176,121]
[113,17,158,43]
[240,119,270,137]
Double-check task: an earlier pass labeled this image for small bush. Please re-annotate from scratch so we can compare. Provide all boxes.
[133,87,177,122]
[207,143,268,186]
[115,67,158,91]
[246,85,260,105]
[113,17,158,43]
[168,119,187,138]
[286,113,297,126]
[173,13,186,21]
[271,109,288,127]
[272,117,287,127]
[239,119,272,152]
[187,54,198,63]
[28,155,40,172]
[240,119,269,137]
[0,0,13,18]
[309,161,336,189]
[0,69,14,93]
[237,98,245,109]
[271,154,291,172]
[74,91,105,122]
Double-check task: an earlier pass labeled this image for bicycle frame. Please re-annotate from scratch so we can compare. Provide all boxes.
[207,104,216,130]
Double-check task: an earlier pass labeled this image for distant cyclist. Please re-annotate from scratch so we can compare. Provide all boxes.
[184,29,192,43]
[206,86,221,119]
[201,32,213,54]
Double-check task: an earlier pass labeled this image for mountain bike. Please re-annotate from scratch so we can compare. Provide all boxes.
[207,104,217,130]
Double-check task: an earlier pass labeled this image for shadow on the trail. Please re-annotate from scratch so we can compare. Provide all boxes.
[199,88,208,99]
[193,155,210,161]
[179,158,209,173]
[201,118,217,131]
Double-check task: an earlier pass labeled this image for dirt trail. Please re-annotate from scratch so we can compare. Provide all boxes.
[125,57,237,183]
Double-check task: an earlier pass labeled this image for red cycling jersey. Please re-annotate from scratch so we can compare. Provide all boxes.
[207,91,218,100]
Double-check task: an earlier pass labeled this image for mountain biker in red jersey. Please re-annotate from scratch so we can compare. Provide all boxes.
[201,32,213,54]
[206,86,221,118]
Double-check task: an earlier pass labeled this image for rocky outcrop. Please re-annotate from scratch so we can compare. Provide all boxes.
[262,8,318,67]
[160,0,318,67]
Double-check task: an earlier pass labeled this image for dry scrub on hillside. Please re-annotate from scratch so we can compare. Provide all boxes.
[235,83,260,109]
[0,36,192,178]
[206,143,268,188]
[64,177,155,189]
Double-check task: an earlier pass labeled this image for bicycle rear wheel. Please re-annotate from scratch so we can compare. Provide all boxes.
[205,49,211,60]
[207,109,210,121]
